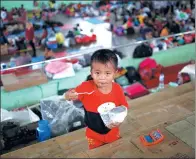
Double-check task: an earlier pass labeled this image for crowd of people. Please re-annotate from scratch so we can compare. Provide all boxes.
[108,1,195,39]
[0,0,195,68]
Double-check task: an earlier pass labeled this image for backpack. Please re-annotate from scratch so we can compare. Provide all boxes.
[133,43,153,58]
[184,34,193,44]
[125,66,141,84]
[139,58,162,81]
[126,27,135,35]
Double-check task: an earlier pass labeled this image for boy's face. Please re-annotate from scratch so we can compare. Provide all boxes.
[91,61,116,88]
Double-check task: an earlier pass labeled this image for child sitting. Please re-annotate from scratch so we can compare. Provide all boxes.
[64,49,129,149]
[44,46,55,60]
[39,25,48,46]
[15,51,32,66]
[160,24,169,37]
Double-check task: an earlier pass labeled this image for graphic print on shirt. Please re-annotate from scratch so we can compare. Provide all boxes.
[97,102,115,129]
[97,102,116,114]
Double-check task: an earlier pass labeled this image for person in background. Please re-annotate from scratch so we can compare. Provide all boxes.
[20,4,25,11]
[44,46,55,60]
[64,49,128,150]
[25,21,36,57]
[48,26,56,37]
[110,9,116,32]
[75,23,83,32]
[167,19,181,34]
[49,0,56,12]
[1,8,7,22]
[183,19,195,31]
[15,51,32,66]
[32,12,38,21]
[160,24,169,37]
[39,25,48,46]
[0,27,9,45]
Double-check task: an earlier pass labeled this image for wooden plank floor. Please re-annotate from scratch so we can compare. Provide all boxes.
[1,83,195,158]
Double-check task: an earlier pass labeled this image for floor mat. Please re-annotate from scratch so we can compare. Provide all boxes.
[54,51,67,58]
[165,117,195,149]
[85,17,104,24]
[60,24,73,30]
[31,56,45,63]
[67,48,81,53]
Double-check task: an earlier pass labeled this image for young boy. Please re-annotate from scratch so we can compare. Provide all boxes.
[64,49,129,149]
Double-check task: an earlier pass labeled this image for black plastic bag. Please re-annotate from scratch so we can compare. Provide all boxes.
[133,43,153,58]
[126,66,141,84]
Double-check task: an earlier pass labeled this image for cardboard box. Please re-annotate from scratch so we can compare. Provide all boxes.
[1,70,48,92]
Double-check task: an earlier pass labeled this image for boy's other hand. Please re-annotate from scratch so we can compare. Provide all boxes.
[108,122,122,129]
[64,89,78,100]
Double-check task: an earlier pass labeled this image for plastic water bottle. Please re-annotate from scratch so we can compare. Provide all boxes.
[159,73,165,89]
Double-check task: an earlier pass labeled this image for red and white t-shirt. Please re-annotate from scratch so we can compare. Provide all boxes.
[76,80,128,134]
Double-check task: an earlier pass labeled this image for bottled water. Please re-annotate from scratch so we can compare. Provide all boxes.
[159,73,165,89]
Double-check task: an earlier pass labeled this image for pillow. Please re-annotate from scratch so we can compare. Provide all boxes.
[124,82,149,99]
[53,63,75,79]
[45,61,69,74]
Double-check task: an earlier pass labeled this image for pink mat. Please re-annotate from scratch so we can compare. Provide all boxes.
[60,24,73,30]
[54,51,67,58]
[45,61,69,74]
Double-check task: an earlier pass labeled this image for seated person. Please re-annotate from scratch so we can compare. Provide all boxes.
[167,19,181,34]
[7,36,19,51]
[1,8,7,22]
[15,51,32,66]
[44,46,55,60]
[66,30,75,38]
[0,27,9,45]
[48,26,56,37]
[32,12,39,21]
[141,26,153,40]
[122,17,132,29]
[160,24,169,37]
[65,30,76,47]
[39,25,48,46]
[19,4,25,12]
[74,23,83,35]
[183,19,194,32]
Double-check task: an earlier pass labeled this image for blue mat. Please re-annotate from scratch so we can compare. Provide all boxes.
[67,48,80,53]
[31,56,45,63]
[7,26,61,39]
[86,18,104,24]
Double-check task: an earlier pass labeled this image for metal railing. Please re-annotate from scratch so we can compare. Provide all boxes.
[1,30,195,71]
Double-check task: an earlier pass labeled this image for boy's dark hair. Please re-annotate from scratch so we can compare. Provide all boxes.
[86,75,93,81]
[91,49,118,69]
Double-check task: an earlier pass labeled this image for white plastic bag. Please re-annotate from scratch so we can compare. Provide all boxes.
[1,108,40,126]
[1,109,13,122]
[11,108,40,126]
[97,103,127,129]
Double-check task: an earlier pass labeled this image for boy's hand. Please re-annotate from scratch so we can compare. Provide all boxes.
[64,89,78,101]
[108,122,122,129]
